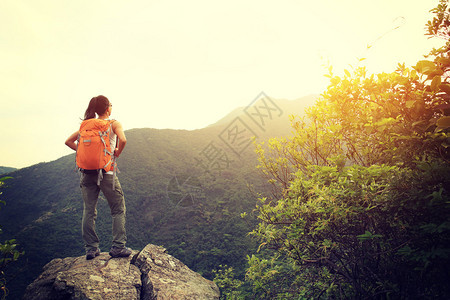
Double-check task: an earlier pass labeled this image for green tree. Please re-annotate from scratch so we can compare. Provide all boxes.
[240,1,450,298]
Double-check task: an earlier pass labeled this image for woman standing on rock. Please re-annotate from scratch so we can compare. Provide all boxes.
[65,95,132,260]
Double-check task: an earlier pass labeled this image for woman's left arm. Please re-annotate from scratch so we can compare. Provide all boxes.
[112,121,127,157]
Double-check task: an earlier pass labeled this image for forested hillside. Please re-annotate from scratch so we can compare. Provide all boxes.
[0,95,317,299]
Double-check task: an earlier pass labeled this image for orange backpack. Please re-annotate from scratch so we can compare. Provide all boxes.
[76,119,115,174]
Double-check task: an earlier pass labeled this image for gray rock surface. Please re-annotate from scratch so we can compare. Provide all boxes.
[23,244,220,300]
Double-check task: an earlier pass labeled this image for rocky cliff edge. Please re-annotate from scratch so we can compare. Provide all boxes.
[23,244,220,300]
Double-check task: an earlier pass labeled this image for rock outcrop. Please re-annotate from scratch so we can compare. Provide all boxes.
[23,244,220,300]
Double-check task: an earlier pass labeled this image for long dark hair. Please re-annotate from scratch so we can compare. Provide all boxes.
[84,95,110,120]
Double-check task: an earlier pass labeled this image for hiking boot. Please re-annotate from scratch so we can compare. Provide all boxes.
[109,246,132,258]
[86,248,100,260]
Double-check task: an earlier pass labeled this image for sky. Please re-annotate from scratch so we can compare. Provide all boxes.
[0,0,445,169]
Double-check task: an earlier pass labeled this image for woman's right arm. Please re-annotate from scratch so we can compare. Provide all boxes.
[65,131,79,151]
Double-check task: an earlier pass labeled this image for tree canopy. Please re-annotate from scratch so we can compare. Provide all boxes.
[216,1,450,298]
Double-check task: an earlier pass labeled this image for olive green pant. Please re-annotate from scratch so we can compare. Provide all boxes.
[80,173,127,252]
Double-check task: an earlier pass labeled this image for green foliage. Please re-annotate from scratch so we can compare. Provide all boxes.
[426,0,450,43]
[249,163,449,298]
[231,2,450,299]
[0,177,24,300]
[213,265,246,299]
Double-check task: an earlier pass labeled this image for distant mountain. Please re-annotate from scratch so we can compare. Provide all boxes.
[0,166,17,176]
[0,95,318,298]
[208,94,318,132]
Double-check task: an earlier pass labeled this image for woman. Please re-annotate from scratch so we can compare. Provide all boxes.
[65,95,131,260]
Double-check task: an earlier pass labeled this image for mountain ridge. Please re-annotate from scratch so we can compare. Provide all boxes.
[206,94,317,130]
[0,94,318,298]
[0,166,17,175]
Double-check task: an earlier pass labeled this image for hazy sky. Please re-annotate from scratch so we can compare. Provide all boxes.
[0,0,444,168]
